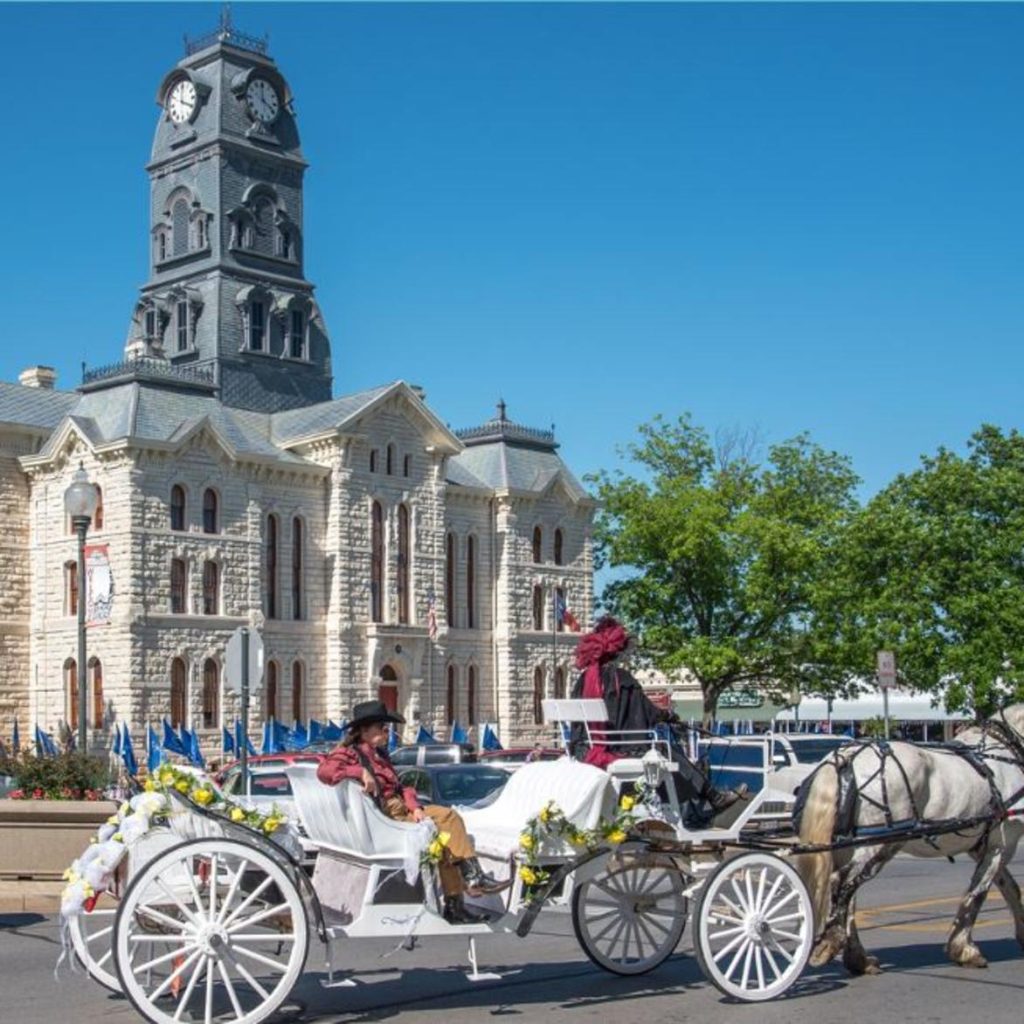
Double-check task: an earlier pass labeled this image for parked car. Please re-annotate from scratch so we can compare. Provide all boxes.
[396,763,510,808]
[769,734,849,795]
[215,751,324,794]
[390,743,477,767]
[478,747,563,771]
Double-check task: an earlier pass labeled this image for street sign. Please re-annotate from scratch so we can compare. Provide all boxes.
[226,626,265,693]
[876,650,896,690]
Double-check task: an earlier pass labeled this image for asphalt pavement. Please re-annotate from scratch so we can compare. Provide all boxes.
[2,851,1022,1024]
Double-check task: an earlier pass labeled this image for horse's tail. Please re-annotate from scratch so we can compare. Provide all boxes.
[795,759,840,939]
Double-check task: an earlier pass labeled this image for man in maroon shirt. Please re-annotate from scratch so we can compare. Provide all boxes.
[317,699,508,923]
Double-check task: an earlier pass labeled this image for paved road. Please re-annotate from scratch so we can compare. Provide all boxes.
[3,852,1023,1023]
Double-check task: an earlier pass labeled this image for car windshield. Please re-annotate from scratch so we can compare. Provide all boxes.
[433,769,508,804]
[788,738,847,764]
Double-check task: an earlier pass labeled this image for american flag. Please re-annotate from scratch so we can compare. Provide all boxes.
[555,591,581,632]
[426,590,438,641]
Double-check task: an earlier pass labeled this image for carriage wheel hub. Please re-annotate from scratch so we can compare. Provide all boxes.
[196,923,230,957]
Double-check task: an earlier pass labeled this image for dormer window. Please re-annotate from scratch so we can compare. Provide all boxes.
[196,217,206,249]
[144,308,157,339]
[172,198,190,257]
[176,300,189,352]
[249,301,265,351]
[279,228,291,260]
[158,233,167,262]
[289,309,305,359]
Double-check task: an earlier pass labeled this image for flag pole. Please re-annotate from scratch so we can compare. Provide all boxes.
[551,584,557,724]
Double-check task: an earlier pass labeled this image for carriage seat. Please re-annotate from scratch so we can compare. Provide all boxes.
[286,763,421,862]
[459,758,617,861]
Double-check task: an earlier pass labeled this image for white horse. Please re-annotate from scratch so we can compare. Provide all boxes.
[797,704,1024,974]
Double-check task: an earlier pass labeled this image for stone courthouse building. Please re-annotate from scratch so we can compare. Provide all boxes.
[0,23,594,750]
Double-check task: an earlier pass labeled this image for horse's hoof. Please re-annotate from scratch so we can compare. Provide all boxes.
[948,945,988,969]
[843,953,882,976]
[810,941,838,967]
[863,958,883,976]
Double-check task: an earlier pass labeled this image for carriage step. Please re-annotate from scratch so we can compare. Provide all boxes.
[466,937,503,982]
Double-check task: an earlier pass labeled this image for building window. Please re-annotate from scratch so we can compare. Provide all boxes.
[467,666,477,726]
[65,561,78,616]
[554,529,564,566]
[158,233,167,262]
[445,533,455,627]
[172,198,190,257]
[145,308,156,339]
[403,455,411,477]
[170,558,187,613]
[176,300,189,352]
[369,449,378,473]
[291,517,303,621]
[93,486,103,531]
[279,227,291,259]
[532,526,543,564]
[90,658,104,729]
[197,217,207,249]
[202,560,219,615]
[289,309,304,359]
[170,485,186,531]
[371,501,383,623]
[202,488,218,534]
[65,658,78,731]
[554,666,566,700]
[446,665,456,727]
[266,514,278,619]
[291,662,303,724]
[532,585,543,631]
[386,444,395,476]
[555,586,566,633]
[249,300,265,351]
[466,536,476,629]
[533,667,545,726]
[170,658,187,728]
[397,505,409,625]
[266,661,279,720]
[202,659,218,729]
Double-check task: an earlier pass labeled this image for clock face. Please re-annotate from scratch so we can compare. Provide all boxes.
[246,79,280,124]
[167,79,197,124]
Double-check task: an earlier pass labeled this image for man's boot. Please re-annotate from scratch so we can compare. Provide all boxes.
[705,783,750,827]
[442,892,490,924]
[460,857,512,896]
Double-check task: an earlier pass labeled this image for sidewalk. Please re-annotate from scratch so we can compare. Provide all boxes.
[0,879,63,914]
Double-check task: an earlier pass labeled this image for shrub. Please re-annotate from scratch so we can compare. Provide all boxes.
[2,751,111,800]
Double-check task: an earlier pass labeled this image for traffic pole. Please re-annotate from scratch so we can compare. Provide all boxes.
[241,626,250,798]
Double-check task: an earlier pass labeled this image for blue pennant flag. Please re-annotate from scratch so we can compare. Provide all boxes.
[309,719,324,744]
[262,718,289,755]
[111,723,122,757]
[162,719,186,756]
[387,724,399,753]
[35,725,58,758]
[287,721,309,751]
[450,721,468,744]
[222,726,236,757]
[121,723,138,776]
[186,727,205,769]
[481,723,503,752]
[11,719,19,752]
[323,720,343,742]
[235,720,256,757]
[415,725,436,744]
[147,724,166,773]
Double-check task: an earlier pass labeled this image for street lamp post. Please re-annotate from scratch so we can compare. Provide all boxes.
[64,463,100,752]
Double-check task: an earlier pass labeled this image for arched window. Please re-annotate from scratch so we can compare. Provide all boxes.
[289,309,304,359]
[202,560,219,615]
[291,662,303,724]
[249,300,265,351]
[467,666,477,726]
[89,658,104,729]
[369,449,378,473]
[170,658,187,728]
[292,517,303,621]
[397,505,409,624]
[202,659,219,729]
[370,501,383,623]
[532,585,544,631]
[158,232,167,262]
[170,558,187,614]
[533,667,545,725]
[144,307,157,341]
[170,485,186,531]
[196,217,207,249]
[386,444,395,475]
[446,665,457,727]
[554,528,564,566]
[554,666,566,701]
[445,532,456,627]
[65,658,78,731]
[176,300,189,352]
[65,560,78,616]
[202,488,218,534]
[379,665,399,715]
[532,526,543,564]
[466,535,476,629]
[254,199,274,257]
[266,514,279,618]
[279,227,291,260]
[403,454,411,478]
[172,198,190,257]
[266,661,279,720]
[93,486,104,531]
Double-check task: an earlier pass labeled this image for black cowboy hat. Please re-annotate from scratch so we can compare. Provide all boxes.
[347,699,405,731]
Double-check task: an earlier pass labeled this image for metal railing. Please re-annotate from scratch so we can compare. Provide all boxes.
[82,357,216,388]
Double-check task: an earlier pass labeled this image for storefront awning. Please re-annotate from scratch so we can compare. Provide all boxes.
[774,691,971,723]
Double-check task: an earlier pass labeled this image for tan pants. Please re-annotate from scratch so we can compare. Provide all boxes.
[384,798,475,895]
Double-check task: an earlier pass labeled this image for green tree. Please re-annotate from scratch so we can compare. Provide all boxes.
[590,415,861,720]
[828,425,1024,715]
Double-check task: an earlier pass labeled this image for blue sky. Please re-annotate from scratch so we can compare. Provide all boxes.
[1,2,1021,499]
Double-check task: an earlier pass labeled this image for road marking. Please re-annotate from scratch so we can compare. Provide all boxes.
[854,892,1010,933]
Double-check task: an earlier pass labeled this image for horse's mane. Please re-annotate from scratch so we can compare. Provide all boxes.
[995,702,1024,738]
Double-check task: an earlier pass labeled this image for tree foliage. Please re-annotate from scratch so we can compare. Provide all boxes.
[827,425,1024,714]
[590,415,861,718]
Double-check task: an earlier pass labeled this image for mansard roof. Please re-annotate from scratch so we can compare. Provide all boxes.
[0,381,78,432]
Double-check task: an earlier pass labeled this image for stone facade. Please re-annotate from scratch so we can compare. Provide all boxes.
[0,27,595,754]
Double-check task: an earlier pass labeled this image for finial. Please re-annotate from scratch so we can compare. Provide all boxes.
[220,3,232,36]
[496,398,507,422]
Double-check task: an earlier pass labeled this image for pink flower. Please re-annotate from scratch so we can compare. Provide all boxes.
[31,788,44,800]
[8,788,24,800]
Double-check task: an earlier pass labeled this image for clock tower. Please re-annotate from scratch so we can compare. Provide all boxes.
[125,14,333,413]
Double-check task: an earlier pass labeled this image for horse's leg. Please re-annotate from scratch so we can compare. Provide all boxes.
[991,866,1024,951]
[809,860,848,967]
[946,842,1005,968]
[838,846,897,975]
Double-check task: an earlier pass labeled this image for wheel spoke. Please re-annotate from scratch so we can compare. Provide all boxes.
[96,949,113,969]
[87,924,114,944]
[216,858,249,926]
[156,877,203,930]
[764,888,798,919]
[763,944,783,980]
[724,936,750,980]
[729,878,749,912]
[227,933,297,942]
[754,945,766,991]
[221,876,273,929]
[204,957,215,1024]
[223,949,271,1001]
[217,959,244,1021]
[134,943,199,975]
[173,957,206,1023]
[769,928,804,944]
[129,933,191,944]
[226,901,291,932]
[231,944,291,974]
[209,854,218,922]
[740,941,753,989]
[151,947,203,1002]
[711,929,748,964]
[134,902,190,934]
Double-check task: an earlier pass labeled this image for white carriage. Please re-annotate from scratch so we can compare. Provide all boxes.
[74,702,818,1022]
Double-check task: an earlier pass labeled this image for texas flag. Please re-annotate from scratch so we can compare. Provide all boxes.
[555,591,581,632]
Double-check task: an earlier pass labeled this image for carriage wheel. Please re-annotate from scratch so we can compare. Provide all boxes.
[69,901,121,992]
[571,854,689,975]
[113,838,308,1024]
[694,852,813,1002]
